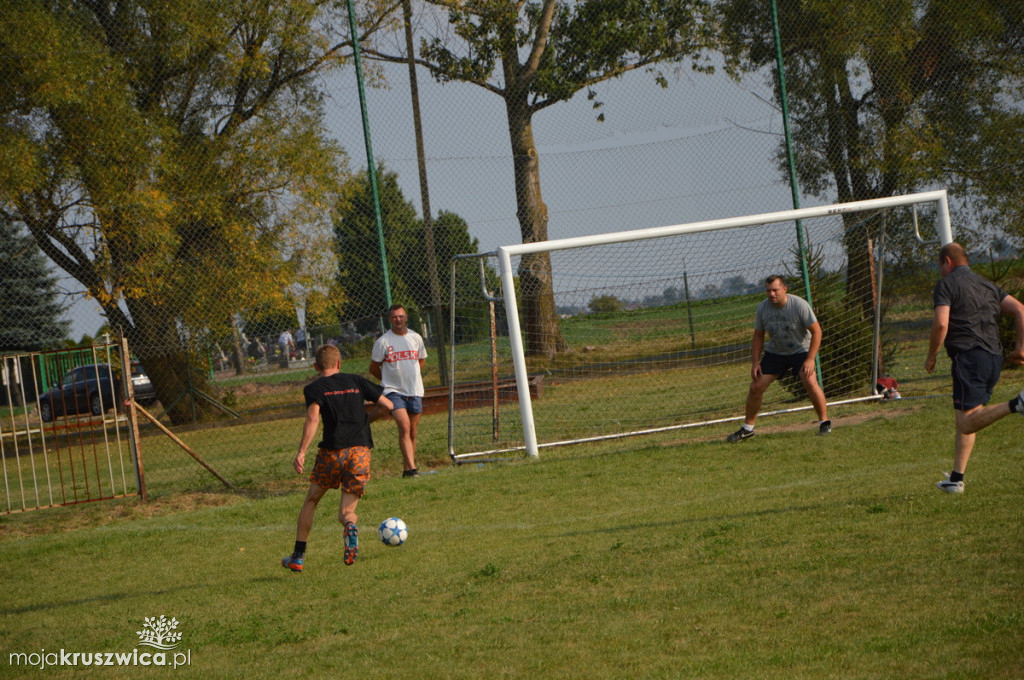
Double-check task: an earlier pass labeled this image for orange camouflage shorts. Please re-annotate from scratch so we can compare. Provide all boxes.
[310,446,371,496]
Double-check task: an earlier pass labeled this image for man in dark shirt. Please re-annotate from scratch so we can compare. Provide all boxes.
[282,344,393,570]
[925,243,1024,493]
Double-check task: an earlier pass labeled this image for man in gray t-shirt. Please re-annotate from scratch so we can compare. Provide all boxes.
[727,275,830,442]
[755,288,817,355]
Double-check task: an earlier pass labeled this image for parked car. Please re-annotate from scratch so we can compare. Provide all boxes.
[129,361,158,406]
[38,364,121,422]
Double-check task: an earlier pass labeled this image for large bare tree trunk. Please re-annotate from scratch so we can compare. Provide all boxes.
[506,95,568,359]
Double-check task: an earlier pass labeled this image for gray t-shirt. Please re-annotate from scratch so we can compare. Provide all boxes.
[755,294,817,355]
[932,265,1006,356]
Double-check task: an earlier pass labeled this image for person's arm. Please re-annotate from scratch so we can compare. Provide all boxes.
[1000,294,1024,365]
[293,402,320,474]
[802,322,822,378]
[416,335,427,374]
[369,359,383,380]
[925,305,950,373]
[367,392,395,422]
[750,329,765,380]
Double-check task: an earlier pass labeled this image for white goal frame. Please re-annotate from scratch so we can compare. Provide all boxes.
[496,190,952,459]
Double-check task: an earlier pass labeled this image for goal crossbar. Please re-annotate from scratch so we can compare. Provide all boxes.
[496,191,952,459]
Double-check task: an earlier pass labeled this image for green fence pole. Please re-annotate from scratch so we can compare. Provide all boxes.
[346,0,392,307]
[771,0,822,387]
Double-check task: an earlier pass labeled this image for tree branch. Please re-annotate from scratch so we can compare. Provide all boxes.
[530,57,663,113]
[362,47,507,97]
[522,0,557,80]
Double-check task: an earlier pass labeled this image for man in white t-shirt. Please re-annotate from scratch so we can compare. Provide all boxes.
[278,329,295,363]
[727,275,830,442]
[370,304,428,477]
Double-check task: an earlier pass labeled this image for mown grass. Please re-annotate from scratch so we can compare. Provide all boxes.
[1,385,1022,679]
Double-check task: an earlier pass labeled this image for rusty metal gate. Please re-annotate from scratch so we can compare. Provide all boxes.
[1,341,143,513]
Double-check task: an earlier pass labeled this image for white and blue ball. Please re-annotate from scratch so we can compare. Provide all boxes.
[378,517,408,547]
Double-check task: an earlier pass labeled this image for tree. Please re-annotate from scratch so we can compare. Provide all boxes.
[365,0,713,358]
[335,167,421,328]
[334,168,495,339]
[0,215,69,352]
[588,295,625,313]
[0,0,396,423]
[717,0,1024,315]
[720,275,755,297]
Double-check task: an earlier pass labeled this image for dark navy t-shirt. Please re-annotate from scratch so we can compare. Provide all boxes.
[303,373,384,450]
[933,265,1006,356]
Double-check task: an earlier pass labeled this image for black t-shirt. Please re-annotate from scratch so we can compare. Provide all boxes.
[303,373,385,450]
[932,265,1006,356]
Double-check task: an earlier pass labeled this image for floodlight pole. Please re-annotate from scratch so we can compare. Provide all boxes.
[771,0,821,387]
[402,0,448,384]
[346,0,392,307]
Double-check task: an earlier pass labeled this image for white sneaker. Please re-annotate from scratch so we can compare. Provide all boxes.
[935,472,964,494]
[1014,388,1024,417]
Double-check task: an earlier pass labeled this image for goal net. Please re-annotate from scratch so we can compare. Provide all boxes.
[447,191,952,461]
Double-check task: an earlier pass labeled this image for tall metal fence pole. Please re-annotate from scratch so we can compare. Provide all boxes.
[347,0,392,307]
[771,0,822,387]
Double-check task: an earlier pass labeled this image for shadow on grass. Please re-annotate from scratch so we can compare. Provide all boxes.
[0,573,286,616]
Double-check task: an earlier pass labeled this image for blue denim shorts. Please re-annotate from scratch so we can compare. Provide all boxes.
[386,393,423,414]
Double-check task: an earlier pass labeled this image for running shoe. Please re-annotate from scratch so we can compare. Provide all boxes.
[727,427,755,443]
[344,523,359,565]
[935,472,964,494]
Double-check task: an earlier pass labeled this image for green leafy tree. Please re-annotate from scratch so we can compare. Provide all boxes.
[0,0,394,423]
[0,216,69,352]
[334,169,494,339]
[588,295,625,314]
[365,0,713,358]
[335,167,421,328]
[717,0,1024,316]
[427,210,503,345]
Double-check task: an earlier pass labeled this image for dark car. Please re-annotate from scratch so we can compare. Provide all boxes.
[129,361,158,406]
[38,364,121,422]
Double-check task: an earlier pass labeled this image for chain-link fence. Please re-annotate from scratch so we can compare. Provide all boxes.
[1,1,1022,498]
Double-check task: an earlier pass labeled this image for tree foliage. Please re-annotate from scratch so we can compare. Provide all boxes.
[717,0,1024,313]
[0,0,394,422]
[588,295,625,314]
[334,167,495,339]
[366,0,713,357]
[0,215,69,352]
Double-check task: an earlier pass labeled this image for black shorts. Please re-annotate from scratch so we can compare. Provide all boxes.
[760,351,809,378]
[950,348,1001,411]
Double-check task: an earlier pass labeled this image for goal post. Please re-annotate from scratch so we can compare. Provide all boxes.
[449,190,952,461]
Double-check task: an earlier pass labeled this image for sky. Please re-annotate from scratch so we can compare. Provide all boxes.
[59,49,808,340]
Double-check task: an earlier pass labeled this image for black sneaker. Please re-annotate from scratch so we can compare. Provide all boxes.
[402,468,419,478]
[727,427,755,443]
[818,420,832,436]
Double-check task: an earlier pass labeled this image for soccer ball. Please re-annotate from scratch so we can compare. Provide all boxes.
[378,517,408,547]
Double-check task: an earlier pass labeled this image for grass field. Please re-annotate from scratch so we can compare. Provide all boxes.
[1,384,1022,679]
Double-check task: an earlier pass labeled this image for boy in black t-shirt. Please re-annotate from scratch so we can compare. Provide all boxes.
[282,344,393,571]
